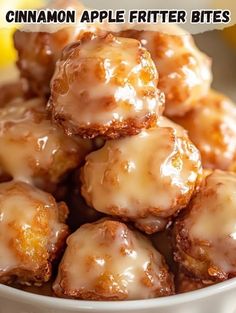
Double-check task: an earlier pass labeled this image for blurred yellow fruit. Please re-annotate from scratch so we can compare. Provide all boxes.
[0,28,16,67]
[0,0,45,67]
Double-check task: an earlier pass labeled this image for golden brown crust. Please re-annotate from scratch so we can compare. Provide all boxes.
[52,111,158,139]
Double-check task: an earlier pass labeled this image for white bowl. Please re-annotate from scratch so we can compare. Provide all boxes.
[1,279,236,313]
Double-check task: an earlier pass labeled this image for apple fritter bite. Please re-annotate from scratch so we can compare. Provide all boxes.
[53,219,174,300]
[0,180,69,285]
[172,90,236,170]
[13,0,105,97]
[118,24,212,117]
[174,170,236,282]
[0,97,92,192]
[48,34,165,139]
[81,117,202,234]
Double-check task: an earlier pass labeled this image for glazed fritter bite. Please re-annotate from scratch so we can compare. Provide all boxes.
[13,0,105,97]
[172,90,236,170]
[48,34,165,139]
[0,180,69,285]
[0,97,91,192]
[53,219,174,300]
[118,24,212,117]
[81,117,202,234]
[174,170,236,282]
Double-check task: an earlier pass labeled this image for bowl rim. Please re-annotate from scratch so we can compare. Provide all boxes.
[1,278,236,311]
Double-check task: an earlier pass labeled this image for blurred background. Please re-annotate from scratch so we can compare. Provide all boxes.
[195,29,236,101]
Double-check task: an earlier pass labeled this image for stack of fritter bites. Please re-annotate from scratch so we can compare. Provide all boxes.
[0,0,235,300]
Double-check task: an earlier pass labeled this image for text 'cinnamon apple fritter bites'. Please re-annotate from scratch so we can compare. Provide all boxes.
[172,90,236,171]
[0,181,69,286]
[174,170,236,282]
[81,117,202,234]
[48,34,165,139]
[53,219,174,300]
[117,24,212,117]
[0,97,91,192]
